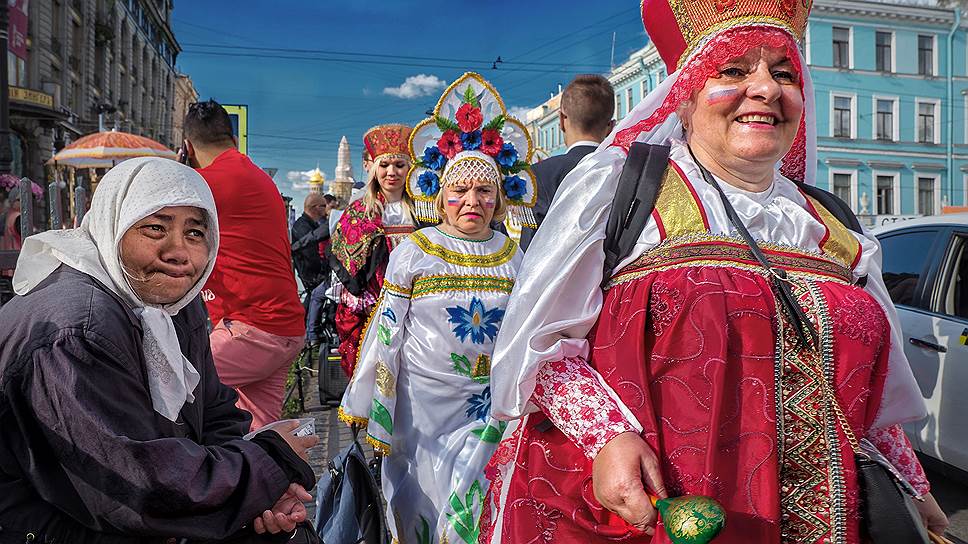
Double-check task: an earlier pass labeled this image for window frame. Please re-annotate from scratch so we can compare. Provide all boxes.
[873,170,901,215]
[914,172,942,216]
[832,25,853,69]
[829,168,858,211]
[933,232,968,323]
[915,98,941,144]
[917,33,937,76]
[875,30,895,73]
[872,95,900,142]
[626,87,634,116]
[830,92,856,139]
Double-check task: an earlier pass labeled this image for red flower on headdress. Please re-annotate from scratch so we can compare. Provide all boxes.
[456,103,484,133]
[437,130,463,159]
[480,129,504,156]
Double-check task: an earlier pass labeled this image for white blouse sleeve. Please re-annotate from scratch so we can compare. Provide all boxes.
[491,146,630,420]
[853,229,927,428]
[339,239,420,453]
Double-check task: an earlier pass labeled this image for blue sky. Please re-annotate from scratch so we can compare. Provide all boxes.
[172,1,647,203]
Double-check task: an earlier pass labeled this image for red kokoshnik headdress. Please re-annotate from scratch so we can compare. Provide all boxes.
[610,0,815,182]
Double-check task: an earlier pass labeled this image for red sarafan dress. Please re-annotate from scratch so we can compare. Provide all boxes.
[483,144,929,544]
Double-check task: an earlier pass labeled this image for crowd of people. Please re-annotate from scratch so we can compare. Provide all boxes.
[0,0,956,543]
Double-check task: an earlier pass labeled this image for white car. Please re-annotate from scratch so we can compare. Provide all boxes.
[875,214,968,473]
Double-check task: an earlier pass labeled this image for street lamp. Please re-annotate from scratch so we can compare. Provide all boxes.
[0,5,13,174]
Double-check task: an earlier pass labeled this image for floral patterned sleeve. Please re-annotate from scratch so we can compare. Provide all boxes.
[531,356,638,459]
[866,424,930,495]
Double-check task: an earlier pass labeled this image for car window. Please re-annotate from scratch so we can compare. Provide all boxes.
[879,229,939,308]
[941,235,968,319]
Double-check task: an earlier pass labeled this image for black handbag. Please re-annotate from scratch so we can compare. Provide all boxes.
[688,149,930,544]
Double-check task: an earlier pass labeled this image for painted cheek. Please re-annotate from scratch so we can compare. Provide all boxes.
[446,197,462,207]
[482,199,495,209]
[706,86,739,106]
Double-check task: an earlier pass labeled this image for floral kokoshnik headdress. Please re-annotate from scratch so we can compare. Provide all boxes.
[406,72,538,226]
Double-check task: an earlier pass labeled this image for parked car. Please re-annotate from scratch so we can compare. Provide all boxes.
[874,214,968,473]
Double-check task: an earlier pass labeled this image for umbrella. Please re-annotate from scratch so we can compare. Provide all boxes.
[48,130,177,169]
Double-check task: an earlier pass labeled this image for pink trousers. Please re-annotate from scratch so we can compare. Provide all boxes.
[210,319,303,430]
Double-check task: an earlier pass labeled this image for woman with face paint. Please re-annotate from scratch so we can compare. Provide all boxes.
[484,1,946,543]
[330,124,417,377]
[339,73,535,544]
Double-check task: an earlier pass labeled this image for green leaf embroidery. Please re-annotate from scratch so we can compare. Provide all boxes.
[483,114,505,132]
[370,398,393,435]
[451,353,472,378]
[462,85,480,108]
[471,421,507,443]
[378,324,392,346]
[415,515,431,544]
[436,115,460,132]
[508,160,529,174]
[445,480,485,543]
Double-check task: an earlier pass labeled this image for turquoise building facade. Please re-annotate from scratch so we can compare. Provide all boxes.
[526,0,968,221]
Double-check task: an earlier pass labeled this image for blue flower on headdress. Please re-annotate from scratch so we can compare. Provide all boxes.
[460,130,482,151]
[496,143,519,169]
[503,175,527,201]
[417,170,440,196]
[446,297,505,344]
[421,146,446,171]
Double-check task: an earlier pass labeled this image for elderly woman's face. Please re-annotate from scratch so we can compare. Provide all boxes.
[442,180,497,235]
[119,206,210,305]
[681,46,803,168]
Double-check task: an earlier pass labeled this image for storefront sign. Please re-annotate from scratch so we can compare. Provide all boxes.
[9,86,54,109]
[8,0,29,61]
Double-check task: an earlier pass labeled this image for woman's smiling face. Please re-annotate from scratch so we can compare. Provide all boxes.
[119,206,210,305]
[680,45,804,169]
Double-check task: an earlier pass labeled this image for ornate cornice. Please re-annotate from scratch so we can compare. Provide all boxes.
[813,0,955,26]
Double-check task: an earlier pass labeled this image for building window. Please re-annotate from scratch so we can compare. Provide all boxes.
[615,92,622,120]
[832,172,853,206]
[875,31,892,72]
[833,95,852,138]
[918,35,934,76]
[918,176,936,215]
[626,87,634,115]
[640,79,648,101]
[832,26,850,68]
[917,101,937,144]
[875,99,895,141]
[876,174,895,214]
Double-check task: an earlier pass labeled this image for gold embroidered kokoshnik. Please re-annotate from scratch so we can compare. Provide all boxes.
[410,231,517,267]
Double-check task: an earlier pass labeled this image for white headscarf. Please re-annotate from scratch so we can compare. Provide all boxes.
[13,157,219,422]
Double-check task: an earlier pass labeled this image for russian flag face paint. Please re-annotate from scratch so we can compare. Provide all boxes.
[482,198,495,209]
[446,197,462,207]
[706,86,739,106]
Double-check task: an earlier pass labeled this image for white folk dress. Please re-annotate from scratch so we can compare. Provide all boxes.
[340,226,522,544]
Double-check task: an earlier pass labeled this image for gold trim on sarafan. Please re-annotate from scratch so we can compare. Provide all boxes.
[411,274,515,299]
[383,280,412,298]
[803,195,861,270]
[606,234,852,289]
[653,164,707,239]
[410,231,517,267]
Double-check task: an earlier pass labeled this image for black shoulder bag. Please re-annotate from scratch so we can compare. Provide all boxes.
[688,148,930,544]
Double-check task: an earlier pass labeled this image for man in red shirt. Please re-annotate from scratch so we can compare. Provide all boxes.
[182,100,305,430]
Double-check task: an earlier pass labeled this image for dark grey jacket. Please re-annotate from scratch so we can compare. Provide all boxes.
[0,266,312,544]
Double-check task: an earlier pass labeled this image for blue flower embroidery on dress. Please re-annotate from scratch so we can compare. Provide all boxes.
[446,297,504,344]
[465,387,491,421]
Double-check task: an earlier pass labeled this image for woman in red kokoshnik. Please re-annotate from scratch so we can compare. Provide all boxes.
[330,124,417,376]
[484,1,948,543]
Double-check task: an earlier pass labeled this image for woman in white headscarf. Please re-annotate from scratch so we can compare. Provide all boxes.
[0,158,317,544]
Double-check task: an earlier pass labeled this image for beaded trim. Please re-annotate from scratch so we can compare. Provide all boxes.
[411,274,515,299]
[338,406,369,427]
[410,231,517,267]
[383,280,412,298]
[434,227,495,243]
[366,433,392,456]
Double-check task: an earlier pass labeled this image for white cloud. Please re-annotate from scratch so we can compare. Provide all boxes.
[506,106,532,121]
[383,74,447,99]
[287,169,317,182]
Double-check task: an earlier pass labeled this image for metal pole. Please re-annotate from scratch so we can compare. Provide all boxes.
[74,183,86,225]
[0,6,13,174]
[17,177,30,237]
[47,180,61,229]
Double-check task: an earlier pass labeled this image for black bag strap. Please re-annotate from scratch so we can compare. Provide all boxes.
[688,147,819,350]
[602,142,671,287]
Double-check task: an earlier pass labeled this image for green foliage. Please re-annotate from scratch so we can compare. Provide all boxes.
[445,480,485,543]
[462,85,481,108]
[483,114,506,132]
[508,160,529,174]
[436,115,461,132]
